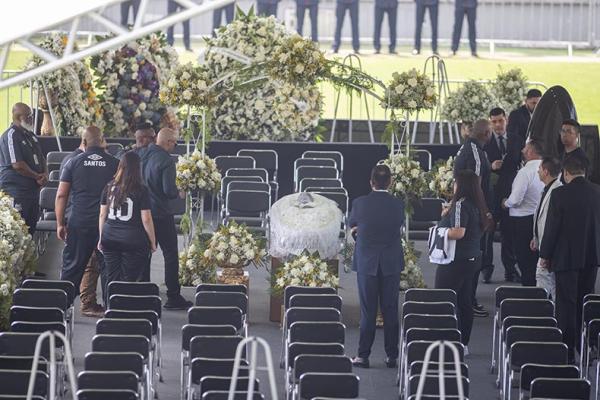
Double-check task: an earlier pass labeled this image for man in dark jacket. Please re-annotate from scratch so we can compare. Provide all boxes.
[116,123,156,160]
[413,0,439,55]
[451,0,478,56]
[349,164,405,369]
[373,0,398,54]
[332,0,360,54]
[507,89,542,141]
[540,154,600,361]
[483,107,523,283]
[296,0,319,42]
[139,128,192,310]
[257,0,280,17]
[454,119,494,317]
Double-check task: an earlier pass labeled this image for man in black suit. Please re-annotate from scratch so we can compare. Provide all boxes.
[507,89,542,142]
[296,0,319,42]
[167,0,191,51]
[413,0,439,55]
[539,155,600,361]
[332,0,360,54]
[349,164,405,369]
[451,0,478,56]
[257,0,280,17]
[121,0,141,26]
[213,3,235,33]
[483,107,523,283]
[373,0,398,54]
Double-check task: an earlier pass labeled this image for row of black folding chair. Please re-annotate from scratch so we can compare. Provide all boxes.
[299,178,343,193]
[579,295,600,378]
[295,166,339,193]
[223,188,271,236]
[530,377,591,400]
[293,158,337,189]
[235,149,280,201]
[301,151,344,178]
[0,369,49,398]
[518,364,580,400]
[398,288,458,399]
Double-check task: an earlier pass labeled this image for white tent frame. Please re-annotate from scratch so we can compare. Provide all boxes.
[0,0,235,90]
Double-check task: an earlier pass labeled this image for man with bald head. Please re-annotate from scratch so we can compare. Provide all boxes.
[117,122,156,159]
[0,102,47,235]
[140,128,192,309]
[56,126,119,313]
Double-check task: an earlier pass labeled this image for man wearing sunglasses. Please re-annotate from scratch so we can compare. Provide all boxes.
[0,102,47,235]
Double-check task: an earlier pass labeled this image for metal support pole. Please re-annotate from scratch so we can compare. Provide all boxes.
[41,78,62,151]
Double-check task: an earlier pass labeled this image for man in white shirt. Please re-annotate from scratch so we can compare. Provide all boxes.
[502,140,545,286]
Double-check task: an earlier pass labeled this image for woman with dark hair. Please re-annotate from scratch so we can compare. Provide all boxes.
[98,151,156,286]
[434,169,486,351]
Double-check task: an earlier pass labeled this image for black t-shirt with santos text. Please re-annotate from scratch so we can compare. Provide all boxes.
[100,185,151,251]
[60,147,119,227]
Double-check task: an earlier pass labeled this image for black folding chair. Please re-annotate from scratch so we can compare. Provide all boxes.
[188,358,250,400]
[180,324,238,399]
[10,306,64,324]
[84,351,147,399]
[294,158,337,189]
[404,288,457,306]
[107,282,160,298]
[297,372,359,400]
[196,284,247,295]
[302,151,344,177]
[291,355,352,400]
[223,190,270,233]
[295,167,338,192]
[226,168,269,182]
[237,149,278,181]
[0,369,48,397]
[407,374,469,398]
[198,376,259,400]
[189,336,244,360]
[215,156,256,175]
[77,370,140,393]
[580,301,600,377]
[288,294,342,313]
[19,281,73,335]
[202,391,264,400]
[284,286,337,310]
[194,292,249,336]
[408,361,469,379]
[519,364,579,399]
[188,307,244,333]
[0,355,47,373]
[530,377,590,400]
[77,388,139,400]
[402,301,456,317]
[299,178,343,193]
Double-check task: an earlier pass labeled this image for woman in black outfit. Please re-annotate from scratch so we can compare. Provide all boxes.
[98,151,156,287]
[434,169,486,350]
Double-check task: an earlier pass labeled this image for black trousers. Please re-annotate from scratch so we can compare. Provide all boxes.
[333,2,360,51]
[373,6,397,52]
[213,4,235,32]
[61,224,107,304]
[472,231,492,304]
[511,215,537,286]
[451,6,477,53]
[436,257,479,345]
[555,268,598,359]
[414,4,438,52]
[357,267,400,359]
[167,0,191,49]
[152,215,181,299]
[120,0,140,26]
[257,2,278,17]
[498,210,519,278]
[14,196,39,236]
[103,247,150,284]
[297,4,318,42]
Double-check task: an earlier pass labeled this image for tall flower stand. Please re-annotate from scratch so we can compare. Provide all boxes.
[269,257,339,324]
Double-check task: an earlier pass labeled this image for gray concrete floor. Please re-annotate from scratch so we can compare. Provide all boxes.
[38,234,596,400]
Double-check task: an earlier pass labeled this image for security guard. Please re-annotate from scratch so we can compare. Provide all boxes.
[139,128,192,310]
[213,3,235,33]
[451,0,478,56]
[413,0,439,55]
[373,0,398,54]
[0,103,47,235]
[56,126,119,307]
[256,0,280,17]
[296,0,319,42]
[332,0,360,54]
[116,122,156,160]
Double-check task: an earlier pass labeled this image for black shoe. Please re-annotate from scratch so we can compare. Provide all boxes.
[164,295,193,310]
[471,52,479,58]
[482,267,493,284]
[351,357,369,368]
[385,357,397,368]
[332,48,339,54]
[451,50,457,56]
[389,49,397,55]
[374,48,381,54]
[353,49,360,55]
[433,51,440,56]
[185,47,193,52]
[473,304,489,317]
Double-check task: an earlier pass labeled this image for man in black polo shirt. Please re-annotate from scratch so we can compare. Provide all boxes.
[56,126,119,310]
[0,103,47,235]
[140,128,192,309]
[116,122,156,159]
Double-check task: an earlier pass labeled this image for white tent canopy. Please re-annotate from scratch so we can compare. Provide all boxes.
[0,0,234,89]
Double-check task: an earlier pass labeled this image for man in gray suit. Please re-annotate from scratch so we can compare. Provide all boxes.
[349,164,405,368]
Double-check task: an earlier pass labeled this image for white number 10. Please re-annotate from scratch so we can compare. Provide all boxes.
[108,198,133,222]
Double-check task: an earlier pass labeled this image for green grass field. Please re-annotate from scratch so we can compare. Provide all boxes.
[3,45,599,132]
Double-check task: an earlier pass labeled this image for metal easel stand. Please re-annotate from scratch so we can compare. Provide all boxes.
[417,56,459,145]
[414,340,466,400]
[329,54,375,143]
[27,330,78,400]
[228,337,279,400]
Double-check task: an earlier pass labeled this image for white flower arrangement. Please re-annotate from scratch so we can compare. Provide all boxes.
[273,252,339,296]
[491,67,528,113]
[267,35,329,86]
[176,150,221,193]
[205,10,322,141]
[400,240,426,290]
[428,157,455,200]
[0,192,36,329]
[442,80,498,124]
[160,62,216,109]
[25,33,102,135]
[203,222,267,268]
[91,32,178,136]
[179,233,215,286]
[385,68,437,112]
[384,153,428,202]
